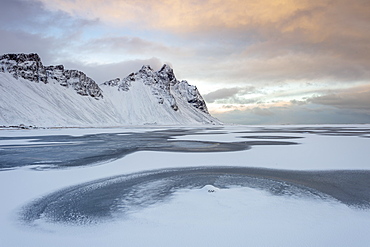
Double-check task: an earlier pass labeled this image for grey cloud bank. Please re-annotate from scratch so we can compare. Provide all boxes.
[1,0,370,124]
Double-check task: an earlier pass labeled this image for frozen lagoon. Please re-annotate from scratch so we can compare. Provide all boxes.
[1,125,370,246]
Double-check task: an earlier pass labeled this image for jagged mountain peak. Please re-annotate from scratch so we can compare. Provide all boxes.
[0,53,103,99]
[139,65,154,72]
[158,64,174,75]
[0,53,42,63]
[158,64,176,84]
[137,65,155,79]
[103,64,210,115]
[0,53,221,126]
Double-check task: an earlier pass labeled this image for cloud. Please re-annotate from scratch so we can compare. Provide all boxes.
[0,29,59,64]
[35,0,324,31]
[251,107,275,116]
[0,0,59,60]
[61,58,163,83]
[210,84,370,124]
[1,0,370,124]
[0,0,99,35]
[307,85,370,112]
[11,0,367,87]
[203,88,240,103]
[80,36,183,59]
[35,0,370,45]
[0,0,103,65]
[203,86,259,105]
[212,104,370,125]
[0,0,46,29]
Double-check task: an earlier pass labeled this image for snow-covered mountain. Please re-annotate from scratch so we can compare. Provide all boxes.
[0,53,221,127]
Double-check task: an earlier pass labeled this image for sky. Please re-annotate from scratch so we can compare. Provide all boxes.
[1,0,370,125]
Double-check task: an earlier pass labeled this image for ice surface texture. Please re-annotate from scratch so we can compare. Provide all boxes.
[0,128,298,170]
[21,166,370,225]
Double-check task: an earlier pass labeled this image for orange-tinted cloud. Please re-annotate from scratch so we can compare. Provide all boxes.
[36,0,370,83]
[36,0,369,41]
[36,0,327,31]
[5,0,369,124]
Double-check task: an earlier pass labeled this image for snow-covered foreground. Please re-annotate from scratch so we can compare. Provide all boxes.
[1,125,370,247]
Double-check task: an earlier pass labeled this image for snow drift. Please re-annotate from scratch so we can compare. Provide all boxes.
[0,53,221,127]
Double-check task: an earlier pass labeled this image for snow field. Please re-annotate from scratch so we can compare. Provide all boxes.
[1,125,370,246]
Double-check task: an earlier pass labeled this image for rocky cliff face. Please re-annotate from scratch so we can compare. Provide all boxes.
[0,53,220,126]
[0,53,47,83]
[172,80,209,114]
[103,64,209,114]
[0,53,103,99]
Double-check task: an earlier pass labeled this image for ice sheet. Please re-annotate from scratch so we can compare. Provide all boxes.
[1,125,370,247]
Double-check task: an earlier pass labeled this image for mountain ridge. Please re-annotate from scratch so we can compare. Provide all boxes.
[0,53,221,127]
[0,53,103,99]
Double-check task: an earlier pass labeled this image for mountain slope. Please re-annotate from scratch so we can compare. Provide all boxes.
[0,53,221,127]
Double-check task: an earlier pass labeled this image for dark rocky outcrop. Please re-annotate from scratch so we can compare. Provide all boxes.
[0,53,214,123]
[0,53,103,99]
[104,64,209,113]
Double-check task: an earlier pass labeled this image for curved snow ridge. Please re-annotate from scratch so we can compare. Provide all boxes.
[20,166,370,226]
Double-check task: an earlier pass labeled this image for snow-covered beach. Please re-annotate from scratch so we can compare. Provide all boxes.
[1,125,370,246]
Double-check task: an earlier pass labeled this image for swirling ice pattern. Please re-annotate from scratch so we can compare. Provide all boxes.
[21,166,370,225]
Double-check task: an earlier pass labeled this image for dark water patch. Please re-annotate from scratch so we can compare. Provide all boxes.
[0,129,299,171]
[0,130,213,170]
[242,141,299,146]
[20,167,370,226]
[317,131,370,137]
[235,127,370,137]
[240,136,304,140]
[2,126,368,171]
